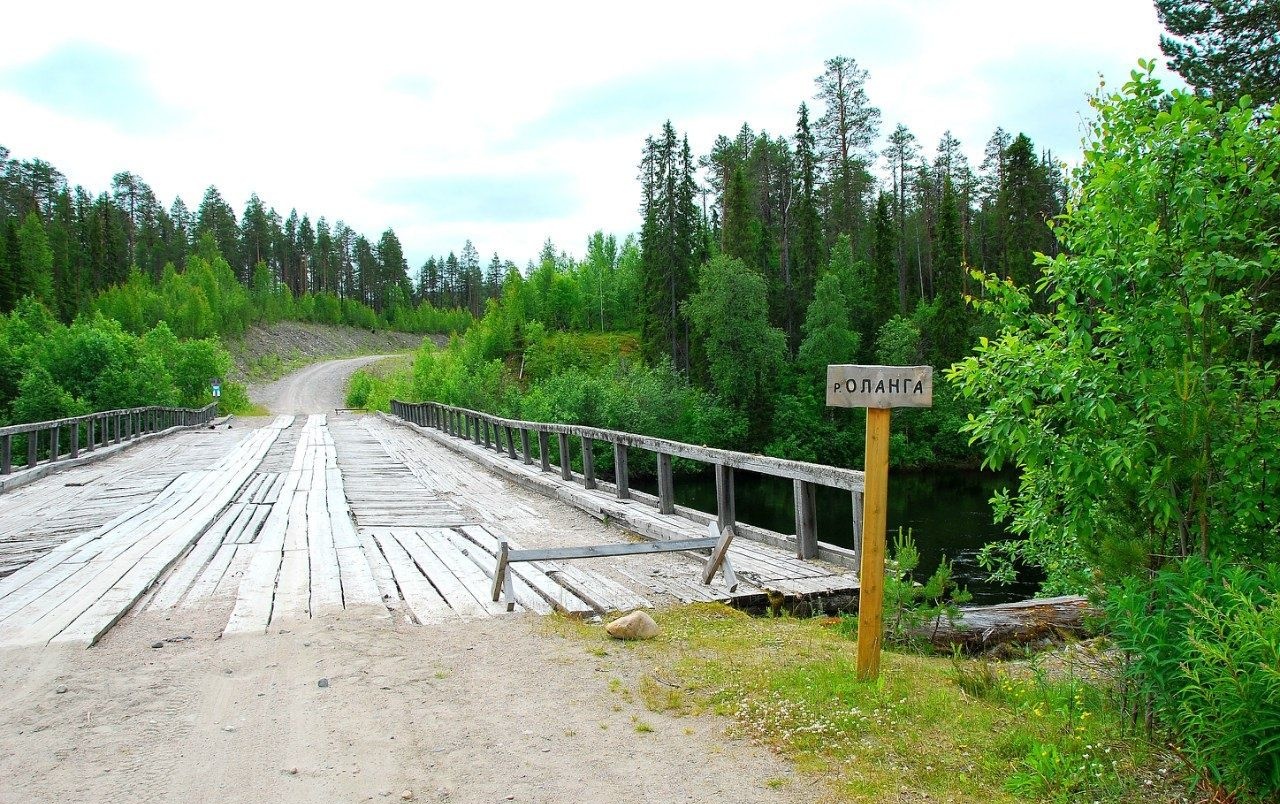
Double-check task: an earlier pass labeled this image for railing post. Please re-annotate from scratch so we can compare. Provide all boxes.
[483,419,492,449]
[715,464,736,532]
[613,443,630,500]
[557,433,572,480]
[27,430,38,468]
[472,416,481,446]
[537,432,551,472]
[657,452,675,515]
[851,491,864,567]
[505,426,517,459]
[521,429,532,465]
[50,425,60,463]
[1,434,10,474]
[794,479,818,559]
[70,421,79,459]
[581,437,596,489]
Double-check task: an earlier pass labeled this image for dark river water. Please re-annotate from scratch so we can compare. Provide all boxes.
[631,469,1040,605]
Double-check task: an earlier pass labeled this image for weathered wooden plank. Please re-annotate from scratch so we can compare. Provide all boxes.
[506,538,717,564]
[148,502,250,609]
[49,466,267,646]
[358,528,400,609]
[544,563,652,612]
[701,523,737,585]
[370,529,452,623]
[393,530,490,618]
[270,550,312,624]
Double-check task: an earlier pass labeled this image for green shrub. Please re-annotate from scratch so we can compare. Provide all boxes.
[882,527,972,649]
[346,371,373,409]
[1106,558,1280,799]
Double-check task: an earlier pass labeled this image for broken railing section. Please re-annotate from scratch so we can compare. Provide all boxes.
[491,520,739,612]
[389,400,866,567]
[0,403,218,476]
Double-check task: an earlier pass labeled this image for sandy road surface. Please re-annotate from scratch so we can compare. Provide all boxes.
[0,609,804,804]
[250,355,392,414]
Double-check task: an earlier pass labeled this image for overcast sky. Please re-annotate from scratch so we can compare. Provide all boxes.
[1,1,1178,269]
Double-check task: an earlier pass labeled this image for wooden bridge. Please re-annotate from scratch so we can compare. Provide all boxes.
[0,393,863,649]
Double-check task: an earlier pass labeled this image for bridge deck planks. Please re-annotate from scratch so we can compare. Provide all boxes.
[1,399,858,649]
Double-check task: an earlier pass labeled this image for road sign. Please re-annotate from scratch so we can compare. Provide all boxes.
[827,364,934,681]
[826,365,932,408]
[210,377,222,399]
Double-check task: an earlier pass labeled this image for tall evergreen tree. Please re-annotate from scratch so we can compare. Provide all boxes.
[1156,0,1280,106]
[929,176,968,365]
[195,187,239,276]
[882,124,919,309]
[16,211,56,308]
[791,103,824,344]
[638,122,701,372]
[814,56,881,250]
[870,191,899,329]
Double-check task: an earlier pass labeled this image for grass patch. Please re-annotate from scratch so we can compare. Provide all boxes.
[547,604,1177,803]
[236,402,271,417]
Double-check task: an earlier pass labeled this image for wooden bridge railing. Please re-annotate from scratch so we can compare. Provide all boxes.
[391,400,865,565]
[0,403,219,476]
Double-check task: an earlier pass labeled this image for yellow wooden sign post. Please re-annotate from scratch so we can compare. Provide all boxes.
[826,365,933,680]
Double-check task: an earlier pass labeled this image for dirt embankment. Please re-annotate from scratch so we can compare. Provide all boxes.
[225,322,445,383]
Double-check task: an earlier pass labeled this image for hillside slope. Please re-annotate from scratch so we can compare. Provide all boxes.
[225,322,442,382]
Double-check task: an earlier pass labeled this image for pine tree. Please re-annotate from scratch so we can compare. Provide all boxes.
[376,229,410,313]
[721,165,756,264]
[882,124,919,310]
[0,219,17,312]
[1156,0,1280,106]
[814,56,881,249]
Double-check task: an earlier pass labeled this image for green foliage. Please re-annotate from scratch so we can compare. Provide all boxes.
[882,528,972,648]
[797,272,860,377]
[16,211,55,307]
[949,64,1280,591]
[0,299,246,425]
[683,255,786,437]
[1106,558,1280,800]
[1156,0,1280,106]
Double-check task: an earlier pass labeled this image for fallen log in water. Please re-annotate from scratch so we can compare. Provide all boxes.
[916,595,1095,652]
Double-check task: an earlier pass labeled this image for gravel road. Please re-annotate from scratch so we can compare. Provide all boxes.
[249,355,392,414]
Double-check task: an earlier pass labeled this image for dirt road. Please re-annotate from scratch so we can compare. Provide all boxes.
[250,355,390,414]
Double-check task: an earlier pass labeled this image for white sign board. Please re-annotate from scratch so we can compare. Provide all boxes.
[826,365,933,409]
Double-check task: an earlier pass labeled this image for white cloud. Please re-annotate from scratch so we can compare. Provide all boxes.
[0,0,1175,268]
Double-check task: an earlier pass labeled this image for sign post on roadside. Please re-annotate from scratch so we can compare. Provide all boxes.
[826,364,933,680]
[210,377,222,399]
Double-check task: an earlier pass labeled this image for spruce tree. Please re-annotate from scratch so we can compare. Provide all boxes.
[16,211,55,308]
[929,176,968,366]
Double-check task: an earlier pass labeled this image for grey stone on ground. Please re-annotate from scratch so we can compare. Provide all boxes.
[605,611,659,640]
[317,678,330,688]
